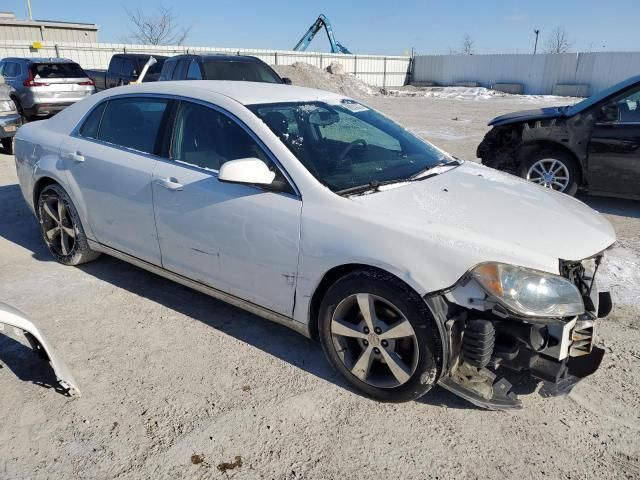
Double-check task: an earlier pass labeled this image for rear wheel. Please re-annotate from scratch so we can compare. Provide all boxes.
[37,184,100,265]
[518,149,580,196]
[318,270,442,402]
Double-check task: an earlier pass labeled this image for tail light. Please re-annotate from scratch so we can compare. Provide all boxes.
[23,69,49,87]
[78,80,95,86]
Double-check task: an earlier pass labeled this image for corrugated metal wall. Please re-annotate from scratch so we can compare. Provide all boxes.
[0,25,97,43]
[413,52,640,95]
[0,40,410,87]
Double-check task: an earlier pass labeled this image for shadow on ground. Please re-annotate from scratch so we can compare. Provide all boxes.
[0,182,626,409]
[0,334,67,394]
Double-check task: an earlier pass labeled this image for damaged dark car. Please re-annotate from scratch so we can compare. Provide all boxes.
[477,75,640,199]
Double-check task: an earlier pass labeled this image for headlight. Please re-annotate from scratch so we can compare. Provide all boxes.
[0,100,16,113]
[471,262,584,318]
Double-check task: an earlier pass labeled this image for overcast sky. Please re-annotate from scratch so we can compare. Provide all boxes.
[12,0,640,55]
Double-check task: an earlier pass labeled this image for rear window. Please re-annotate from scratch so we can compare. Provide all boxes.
[202,61,281,83]
[30,63,86,79]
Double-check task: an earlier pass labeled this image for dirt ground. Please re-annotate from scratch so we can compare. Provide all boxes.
[1,92,639,480]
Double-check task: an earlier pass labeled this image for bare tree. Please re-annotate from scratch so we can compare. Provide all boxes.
[462,35,474,55]
[124,5,191,45]
[448,35,475,55]
[545,27,572,54]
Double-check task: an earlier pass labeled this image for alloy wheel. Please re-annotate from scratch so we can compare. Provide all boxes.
[330,293,419,388]
[40,193,77,257]
[526,158,570,191]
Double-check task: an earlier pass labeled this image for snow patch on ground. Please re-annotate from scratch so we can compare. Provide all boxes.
[385,85,579,103]
[600,241,640,307]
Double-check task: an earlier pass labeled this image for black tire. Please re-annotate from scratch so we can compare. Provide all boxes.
[37,184,100,266]
[518,148,580,196]
[1,137,13,155]
[318,269,443,403]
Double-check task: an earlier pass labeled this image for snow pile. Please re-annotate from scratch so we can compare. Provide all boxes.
[272,62,381,98]
[600,241,640,307]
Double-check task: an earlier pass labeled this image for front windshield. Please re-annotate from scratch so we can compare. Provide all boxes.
[249,100,450,192]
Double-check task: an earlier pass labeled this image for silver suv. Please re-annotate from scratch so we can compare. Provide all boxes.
[0,57,95,120]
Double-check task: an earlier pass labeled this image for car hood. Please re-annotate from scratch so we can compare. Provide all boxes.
[351,162,615,277]
[488,106,567,127]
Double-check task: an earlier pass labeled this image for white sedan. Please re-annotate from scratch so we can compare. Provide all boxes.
[14,81,615,408]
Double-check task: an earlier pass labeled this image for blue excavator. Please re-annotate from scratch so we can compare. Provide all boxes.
[293,14,352,54]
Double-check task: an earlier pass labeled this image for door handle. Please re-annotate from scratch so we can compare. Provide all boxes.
[65,151,85,162]
[155,177,183,191]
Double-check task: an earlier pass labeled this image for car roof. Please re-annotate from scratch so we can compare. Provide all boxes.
[114,53,168,60]
[112,80,346,106]
[168,54,264,63]
[3,57,78,64]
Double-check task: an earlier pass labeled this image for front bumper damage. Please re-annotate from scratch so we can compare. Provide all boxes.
[0,302,80,397]
[428,256,611,410]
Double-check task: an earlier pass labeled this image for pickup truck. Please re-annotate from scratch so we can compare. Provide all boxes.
[86,53,167,92]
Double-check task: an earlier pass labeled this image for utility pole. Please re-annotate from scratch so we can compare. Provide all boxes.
[533,29,540,54]
[26,0,33,20]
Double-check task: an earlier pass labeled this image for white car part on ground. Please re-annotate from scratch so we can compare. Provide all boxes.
[0,302,80,397]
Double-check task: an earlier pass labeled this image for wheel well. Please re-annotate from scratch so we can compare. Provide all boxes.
[32,177,57,216]
[307,264,419,340]
[517,140,583,181]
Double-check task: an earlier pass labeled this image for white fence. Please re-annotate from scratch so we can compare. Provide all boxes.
[413,52,640,95]
[0,40,411,87]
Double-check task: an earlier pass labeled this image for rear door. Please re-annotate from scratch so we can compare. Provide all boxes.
[588,86,640,197]
[61,96,173,264]
[151,100,302,315]
[106,57,124,89]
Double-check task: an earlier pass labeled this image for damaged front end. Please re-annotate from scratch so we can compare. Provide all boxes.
[429,255,611,410]
[0,302,81,397]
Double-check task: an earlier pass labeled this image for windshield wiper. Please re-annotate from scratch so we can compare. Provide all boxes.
[408,157,462,181]
[336,158,462,196]
[335,179,401,196]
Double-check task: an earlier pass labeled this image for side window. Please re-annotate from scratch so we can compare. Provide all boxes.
[120,58,136,76]
[109,57,123,75]
[617,88,640,123]
[78,102,107,139]
[172,59,190,80]
[98,97,169,154]
[171,101,269,171]
[160,59,176,80]
[4,62,17,77]
[186,60,202,80]
[0,62,5,76]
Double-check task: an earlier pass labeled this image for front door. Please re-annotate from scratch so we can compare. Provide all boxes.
[61,96,172,265]
[588,87,640,197]
[152,100,301,316]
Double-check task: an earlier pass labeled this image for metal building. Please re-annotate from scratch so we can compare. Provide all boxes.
[0,12,98,43]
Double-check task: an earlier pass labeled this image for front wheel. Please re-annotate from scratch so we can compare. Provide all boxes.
[518,149,580,196]
[37,184,100,265]
[319,270,442,402]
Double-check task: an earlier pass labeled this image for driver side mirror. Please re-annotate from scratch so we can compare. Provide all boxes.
[282,77,292,85]
[218,158,276,186]
[599,103,619,123]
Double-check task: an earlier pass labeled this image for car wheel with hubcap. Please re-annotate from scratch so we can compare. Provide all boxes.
[519,149,579,196]
[37,184,100,266]
[319,270,442,402]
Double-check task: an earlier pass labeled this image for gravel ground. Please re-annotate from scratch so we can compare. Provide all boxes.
[1,93,639,480]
